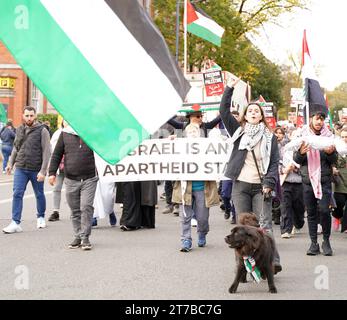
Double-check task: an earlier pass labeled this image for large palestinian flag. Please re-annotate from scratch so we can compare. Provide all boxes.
[0,0,190,164]
[186,0,225,47]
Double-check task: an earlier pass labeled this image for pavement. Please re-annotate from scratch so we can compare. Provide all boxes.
[0,174,347,301]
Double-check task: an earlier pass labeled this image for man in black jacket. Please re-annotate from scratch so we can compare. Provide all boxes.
[294,108,337,256]
[48,125,98,250]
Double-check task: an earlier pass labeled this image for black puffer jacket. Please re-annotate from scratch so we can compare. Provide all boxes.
[293,149,337,185]
[49,132,96,181]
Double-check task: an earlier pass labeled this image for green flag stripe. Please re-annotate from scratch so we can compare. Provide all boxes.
[0,1,147,164]
[187,23,221,46]
[0,103,7,123]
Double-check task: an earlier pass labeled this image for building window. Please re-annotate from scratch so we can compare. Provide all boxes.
[31,82,40,111]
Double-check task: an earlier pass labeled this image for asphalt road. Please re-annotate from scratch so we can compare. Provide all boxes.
[0,174,347,300]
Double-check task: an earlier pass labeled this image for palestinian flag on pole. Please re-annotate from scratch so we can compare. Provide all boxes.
[302,29,327,123]
[0,103,7,123]
[186,0,225,47]
[0,0,190,164]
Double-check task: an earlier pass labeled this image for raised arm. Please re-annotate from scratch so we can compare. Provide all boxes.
[219,78,241,137]
[204,115,221,130]
[167,116,184,130]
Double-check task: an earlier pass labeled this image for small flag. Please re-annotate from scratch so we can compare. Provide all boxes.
[257,95,266,106]
[186,0,225,47]
[0,0,190,164]
[0,103,7,123]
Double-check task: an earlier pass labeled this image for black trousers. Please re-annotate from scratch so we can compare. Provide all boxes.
[303,182,332,242]
[280,182,305,233]
[333,192,347,232]
[164,180,173,206]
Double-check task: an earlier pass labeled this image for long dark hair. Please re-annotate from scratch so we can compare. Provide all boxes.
[239,102,272,131]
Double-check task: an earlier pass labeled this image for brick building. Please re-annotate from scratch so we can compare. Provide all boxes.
[0,41,56,127]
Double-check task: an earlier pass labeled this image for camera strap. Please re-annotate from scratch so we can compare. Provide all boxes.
[252,150,266,226]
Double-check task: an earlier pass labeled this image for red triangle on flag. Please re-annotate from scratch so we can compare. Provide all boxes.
[257,95,266,103]
[187,0,199,24]
[302,29,310,66]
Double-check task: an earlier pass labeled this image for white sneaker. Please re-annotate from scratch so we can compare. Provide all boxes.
[37,217,46,229]
[191,218,197,227]
[3,221,23,234]
[317,224,322,234]
[281,232,291,239]
[291,226,301,235]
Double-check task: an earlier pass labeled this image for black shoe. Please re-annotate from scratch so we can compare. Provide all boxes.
[109,212,117,226]
[48,211,59,222]
[220,203,225,211]
[68,238,81,249]
[224,210,230,220]
[81,238,92,251]
[230,216,237,224]
[120,225,135,231]
[273,215,280,225]
[307,242,320,255]
[322,240,333,256]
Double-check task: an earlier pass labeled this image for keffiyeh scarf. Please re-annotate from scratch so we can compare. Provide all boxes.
[232,122,273,175]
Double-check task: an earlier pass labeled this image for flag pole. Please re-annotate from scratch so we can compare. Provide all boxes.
[183,0,188,76]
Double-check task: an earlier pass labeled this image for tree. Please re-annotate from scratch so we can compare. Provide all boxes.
[152,0,306,111]
[230,0,309,37]
[327,82,347,121]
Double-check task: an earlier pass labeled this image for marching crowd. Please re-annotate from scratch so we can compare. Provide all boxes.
[1,77,347,266]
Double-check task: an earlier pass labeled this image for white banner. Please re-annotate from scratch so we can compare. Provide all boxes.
[95,138,232,182]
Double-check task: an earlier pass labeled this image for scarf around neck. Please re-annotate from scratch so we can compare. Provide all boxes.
[302,124,333,199]
[232,122,273,175]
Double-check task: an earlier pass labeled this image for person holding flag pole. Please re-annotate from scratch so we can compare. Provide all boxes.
[293,30,337,256]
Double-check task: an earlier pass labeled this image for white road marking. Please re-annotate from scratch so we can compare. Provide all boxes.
[0,189,65,204]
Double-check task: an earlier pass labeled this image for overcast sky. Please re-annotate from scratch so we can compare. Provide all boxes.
[249,0,346,91]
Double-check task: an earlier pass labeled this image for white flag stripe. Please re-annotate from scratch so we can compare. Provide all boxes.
[41,0,181,133]
[195,12,225,37]
[303,52,318,81]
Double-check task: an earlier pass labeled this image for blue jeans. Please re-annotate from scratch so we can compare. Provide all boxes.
[180,190,209,242]
[221,180,236,215]
[1,144,13,171]
[12,168,46,224]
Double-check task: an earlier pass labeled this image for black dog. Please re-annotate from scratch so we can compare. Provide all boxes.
[225,225,277,293]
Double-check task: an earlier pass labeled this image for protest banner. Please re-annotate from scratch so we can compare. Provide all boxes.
[95,138,232,182]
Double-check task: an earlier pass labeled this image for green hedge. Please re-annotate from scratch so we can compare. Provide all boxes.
[37,114,58,133]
